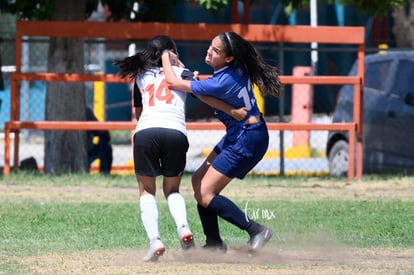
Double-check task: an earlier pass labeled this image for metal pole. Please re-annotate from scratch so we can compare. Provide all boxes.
[278,43,285,177]
[22,36,29,141]
[310,0,318,75]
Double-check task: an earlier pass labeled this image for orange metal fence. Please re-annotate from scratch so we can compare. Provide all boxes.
[4,21,365,180]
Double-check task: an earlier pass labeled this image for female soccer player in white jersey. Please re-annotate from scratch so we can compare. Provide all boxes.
[114,35,246,262]
[161,31,282,253]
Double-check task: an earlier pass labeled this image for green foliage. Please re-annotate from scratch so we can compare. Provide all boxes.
[341,0,408,16]
[195,0,231,11]
[0,0,94,19]
[0,0,181,21]
[104,0,181,22]
[0,0,409,21]
[280,0,408,16]
[280,0,312,11]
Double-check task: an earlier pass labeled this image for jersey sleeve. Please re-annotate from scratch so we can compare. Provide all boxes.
[181,69,195,80]
[190,76,222,97]
[179,69,197,98]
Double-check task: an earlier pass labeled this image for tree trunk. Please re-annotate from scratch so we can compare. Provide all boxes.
[44,0,88,174]
[392,0,414,47]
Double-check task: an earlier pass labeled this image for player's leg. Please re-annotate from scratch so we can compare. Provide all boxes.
[134,130,165,261]
[197,153,272,252]
[191,149,216,192]
[191,136,224,193]
[192,150,227,250]
[161,129,194,250]
[137,175,165,261]
[163,176,195,250]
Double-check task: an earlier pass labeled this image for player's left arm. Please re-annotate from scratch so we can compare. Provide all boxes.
[197,95,247,121]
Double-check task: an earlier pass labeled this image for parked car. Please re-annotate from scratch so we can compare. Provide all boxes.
[326,51,414,176]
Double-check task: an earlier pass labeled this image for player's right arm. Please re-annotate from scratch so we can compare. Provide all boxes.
[162,50,192,93]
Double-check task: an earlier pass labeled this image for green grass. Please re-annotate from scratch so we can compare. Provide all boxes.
[1,173,414,258]
[255,200,414,247]
[1,172,136,188]
[1,201,141,255]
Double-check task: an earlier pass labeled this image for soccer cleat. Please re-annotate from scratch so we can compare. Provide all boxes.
[202,241,228,253]
[248,226,273,251]
[177,225,195,250]
[142,237,166,262]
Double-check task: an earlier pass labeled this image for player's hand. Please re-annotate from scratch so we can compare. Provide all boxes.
[168,51,185,68]
[231,107,248,121]
[193,70,200,80]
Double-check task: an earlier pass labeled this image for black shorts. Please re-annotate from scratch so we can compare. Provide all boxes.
[133,128,189,177]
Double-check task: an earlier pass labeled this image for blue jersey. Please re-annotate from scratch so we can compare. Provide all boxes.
[190,64,261,141]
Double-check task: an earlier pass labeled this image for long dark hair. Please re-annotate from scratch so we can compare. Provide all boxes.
[219,31,282,98]
[114,35,178,79]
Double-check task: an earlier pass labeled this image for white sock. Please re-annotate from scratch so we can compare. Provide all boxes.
[140,194,159,241]
[167,192,189,229]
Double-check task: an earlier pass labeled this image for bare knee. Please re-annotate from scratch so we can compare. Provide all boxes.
[191,171,202,191]
[194,189,213,208]
[192,158,211,191]
[193,190,203,206]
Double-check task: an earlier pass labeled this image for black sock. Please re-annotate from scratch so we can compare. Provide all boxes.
[197,203,223,245]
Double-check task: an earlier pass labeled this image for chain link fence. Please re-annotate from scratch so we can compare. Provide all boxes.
[12,22,414,176]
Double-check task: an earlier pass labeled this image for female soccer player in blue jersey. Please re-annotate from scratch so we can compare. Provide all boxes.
[115,35,246,262]
[162,31,282,252]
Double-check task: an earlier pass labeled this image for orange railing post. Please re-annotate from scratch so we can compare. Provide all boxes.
[4,122,11,175]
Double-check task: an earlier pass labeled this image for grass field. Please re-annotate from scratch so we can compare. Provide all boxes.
[1,173,414,274]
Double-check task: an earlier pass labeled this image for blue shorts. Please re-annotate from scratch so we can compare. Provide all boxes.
[212,118,269,179]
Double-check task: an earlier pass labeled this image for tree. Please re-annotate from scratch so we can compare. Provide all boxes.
[44,0,88,174]
[392,1,414,47]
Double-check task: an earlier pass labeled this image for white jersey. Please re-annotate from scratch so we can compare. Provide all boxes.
[135,66,188,135]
